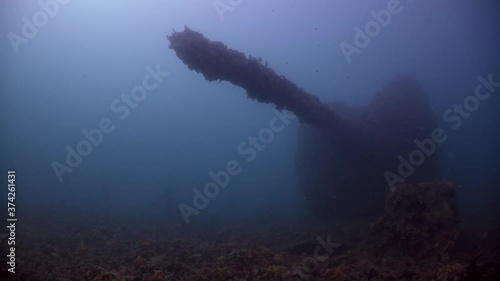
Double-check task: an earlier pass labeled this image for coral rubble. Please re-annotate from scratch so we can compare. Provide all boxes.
[4,199,500,280]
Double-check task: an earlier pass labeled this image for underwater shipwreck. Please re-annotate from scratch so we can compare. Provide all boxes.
[167,27,441,219]
[163,27,499,280]
[5,27,499,281]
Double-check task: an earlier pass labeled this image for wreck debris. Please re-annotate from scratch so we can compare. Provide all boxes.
[167,26,349,134]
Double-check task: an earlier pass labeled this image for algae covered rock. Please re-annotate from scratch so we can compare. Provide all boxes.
[371,180,460,261]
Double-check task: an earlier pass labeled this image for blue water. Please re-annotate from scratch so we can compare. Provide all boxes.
[1,0,499,228]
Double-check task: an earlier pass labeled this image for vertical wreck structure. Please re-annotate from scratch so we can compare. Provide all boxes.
[167,27,440,219]
[296,76,440,218]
